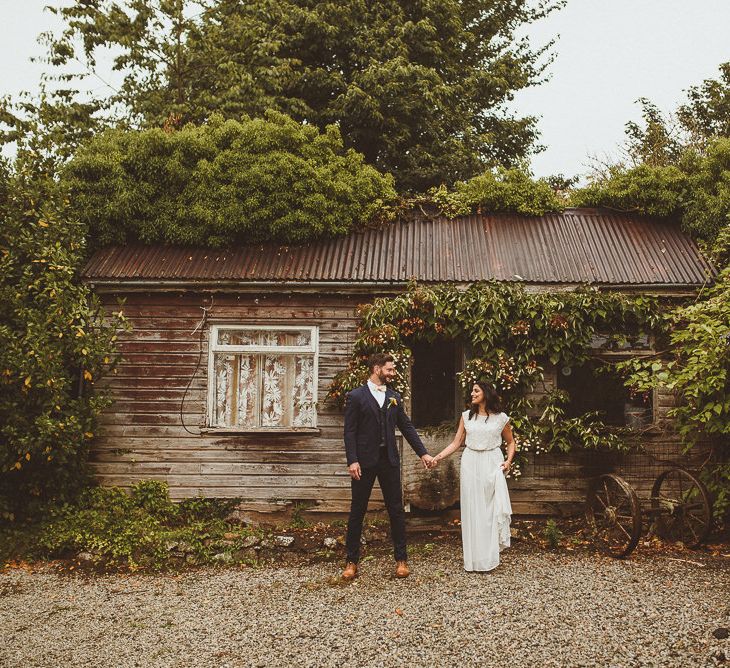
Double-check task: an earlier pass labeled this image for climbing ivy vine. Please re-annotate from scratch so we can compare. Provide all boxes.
[328,282,669,477]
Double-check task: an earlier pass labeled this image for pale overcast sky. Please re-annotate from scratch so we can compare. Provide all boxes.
[2,0,729,179]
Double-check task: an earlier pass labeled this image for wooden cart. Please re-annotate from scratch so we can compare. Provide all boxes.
[585,466,713,558]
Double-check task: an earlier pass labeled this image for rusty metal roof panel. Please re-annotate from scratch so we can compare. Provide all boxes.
[82,209,716,286]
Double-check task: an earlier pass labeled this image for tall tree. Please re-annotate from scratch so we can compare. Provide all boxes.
[2,0,562,190]
[264,0,560,190]
[678,62,730,145]
[614,62,730,168]
[623,98,685,168]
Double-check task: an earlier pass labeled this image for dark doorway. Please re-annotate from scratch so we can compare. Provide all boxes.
[410,339,458,429]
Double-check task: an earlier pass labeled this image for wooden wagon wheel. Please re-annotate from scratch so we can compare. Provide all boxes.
[650,467,712,548]
[585,473,642,558]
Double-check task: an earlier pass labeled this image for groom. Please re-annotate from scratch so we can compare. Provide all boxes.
[342,352,434,580]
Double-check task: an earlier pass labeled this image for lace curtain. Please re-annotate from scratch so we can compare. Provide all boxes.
[213,328,316,428]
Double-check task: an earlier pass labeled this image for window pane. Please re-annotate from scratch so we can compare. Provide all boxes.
[214,354,236,427]
[235,355,259,427]
[214,354,260,427]
[218,330,258,346]
[292,355,316,427]
[590,333,651,351]
[411,339,457,428]
[216,328,311,348]
[276,330,312,347]
[261,355,292,426]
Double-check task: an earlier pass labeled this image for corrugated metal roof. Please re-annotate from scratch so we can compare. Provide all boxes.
[82,209,716,286]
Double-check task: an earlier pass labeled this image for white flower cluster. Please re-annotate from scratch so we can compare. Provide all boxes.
[496,356,519,390]
[457,356,539,394]
[514,435,547,456]
[505,459,523,479]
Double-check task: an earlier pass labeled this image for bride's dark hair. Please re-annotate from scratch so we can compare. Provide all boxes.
[468,381,501,420]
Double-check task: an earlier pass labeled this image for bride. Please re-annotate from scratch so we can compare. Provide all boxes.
[430,381,515,571]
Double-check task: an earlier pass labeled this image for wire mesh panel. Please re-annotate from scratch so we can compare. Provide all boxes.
[530,447,619,479]
[528,441,712,505]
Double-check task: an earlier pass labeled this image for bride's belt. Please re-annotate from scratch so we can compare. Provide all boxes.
[465,444,502,452]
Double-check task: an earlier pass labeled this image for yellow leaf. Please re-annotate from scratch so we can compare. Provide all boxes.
[13,462,21,470]
[83,370,93,381]
[81,348,88,355]
[84,432,94,439]
[37,220,48,227]
[24,377,31,387]
[25,453,30,461]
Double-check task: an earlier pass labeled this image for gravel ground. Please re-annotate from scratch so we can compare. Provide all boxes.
[1,539,729,668]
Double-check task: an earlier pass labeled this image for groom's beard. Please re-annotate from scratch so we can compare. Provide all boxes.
[376,372,388,385]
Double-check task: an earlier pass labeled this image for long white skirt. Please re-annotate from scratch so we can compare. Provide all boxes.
[460,447,512,571]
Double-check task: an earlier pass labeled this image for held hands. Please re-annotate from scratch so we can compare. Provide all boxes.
[424,454,439,469]
[501,460,512,473]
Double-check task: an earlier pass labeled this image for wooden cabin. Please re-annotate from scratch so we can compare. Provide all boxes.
[82,209,716,519]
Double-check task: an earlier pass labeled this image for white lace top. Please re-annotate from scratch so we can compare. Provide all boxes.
[461,410,510,451]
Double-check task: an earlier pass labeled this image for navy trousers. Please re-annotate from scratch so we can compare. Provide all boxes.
[345,447,406,563]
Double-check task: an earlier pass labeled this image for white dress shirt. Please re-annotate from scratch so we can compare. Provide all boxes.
[367,379,386,408]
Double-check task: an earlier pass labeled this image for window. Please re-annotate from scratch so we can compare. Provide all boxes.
[410,340,462,429]
[208,325,318,429]
[557,359,653,428]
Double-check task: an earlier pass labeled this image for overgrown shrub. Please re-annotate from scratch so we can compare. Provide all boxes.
[572,163,689,220]
[63,112,397,248]
[35,481,250,570]
[426,167,565,218]
[0,162,124,517]
[573,138,730,244]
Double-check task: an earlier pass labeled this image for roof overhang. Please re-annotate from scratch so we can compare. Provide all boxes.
[85,278,708,297]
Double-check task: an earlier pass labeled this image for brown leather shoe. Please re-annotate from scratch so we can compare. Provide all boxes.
[395,560,410,578]
[342,562,358,580]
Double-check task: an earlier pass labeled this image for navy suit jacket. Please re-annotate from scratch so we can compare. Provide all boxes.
[343,384,428,468]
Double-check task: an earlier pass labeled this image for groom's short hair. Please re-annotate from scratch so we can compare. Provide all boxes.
[368,352,394,372]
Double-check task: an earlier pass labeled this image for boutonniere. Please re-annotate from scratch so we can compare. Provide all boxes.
[388,397,398,409]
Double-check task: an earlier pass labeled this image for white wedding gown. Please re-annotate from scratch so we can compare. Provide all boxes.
[460,410,512,571]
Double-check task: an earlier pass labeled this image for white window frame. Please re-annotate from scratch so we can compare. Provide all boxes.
[206,324,319,431]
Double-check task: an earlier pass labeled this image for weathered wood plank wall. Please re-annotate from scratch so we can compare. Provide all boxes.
[93,290,703,517]
[93,291,371,513]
